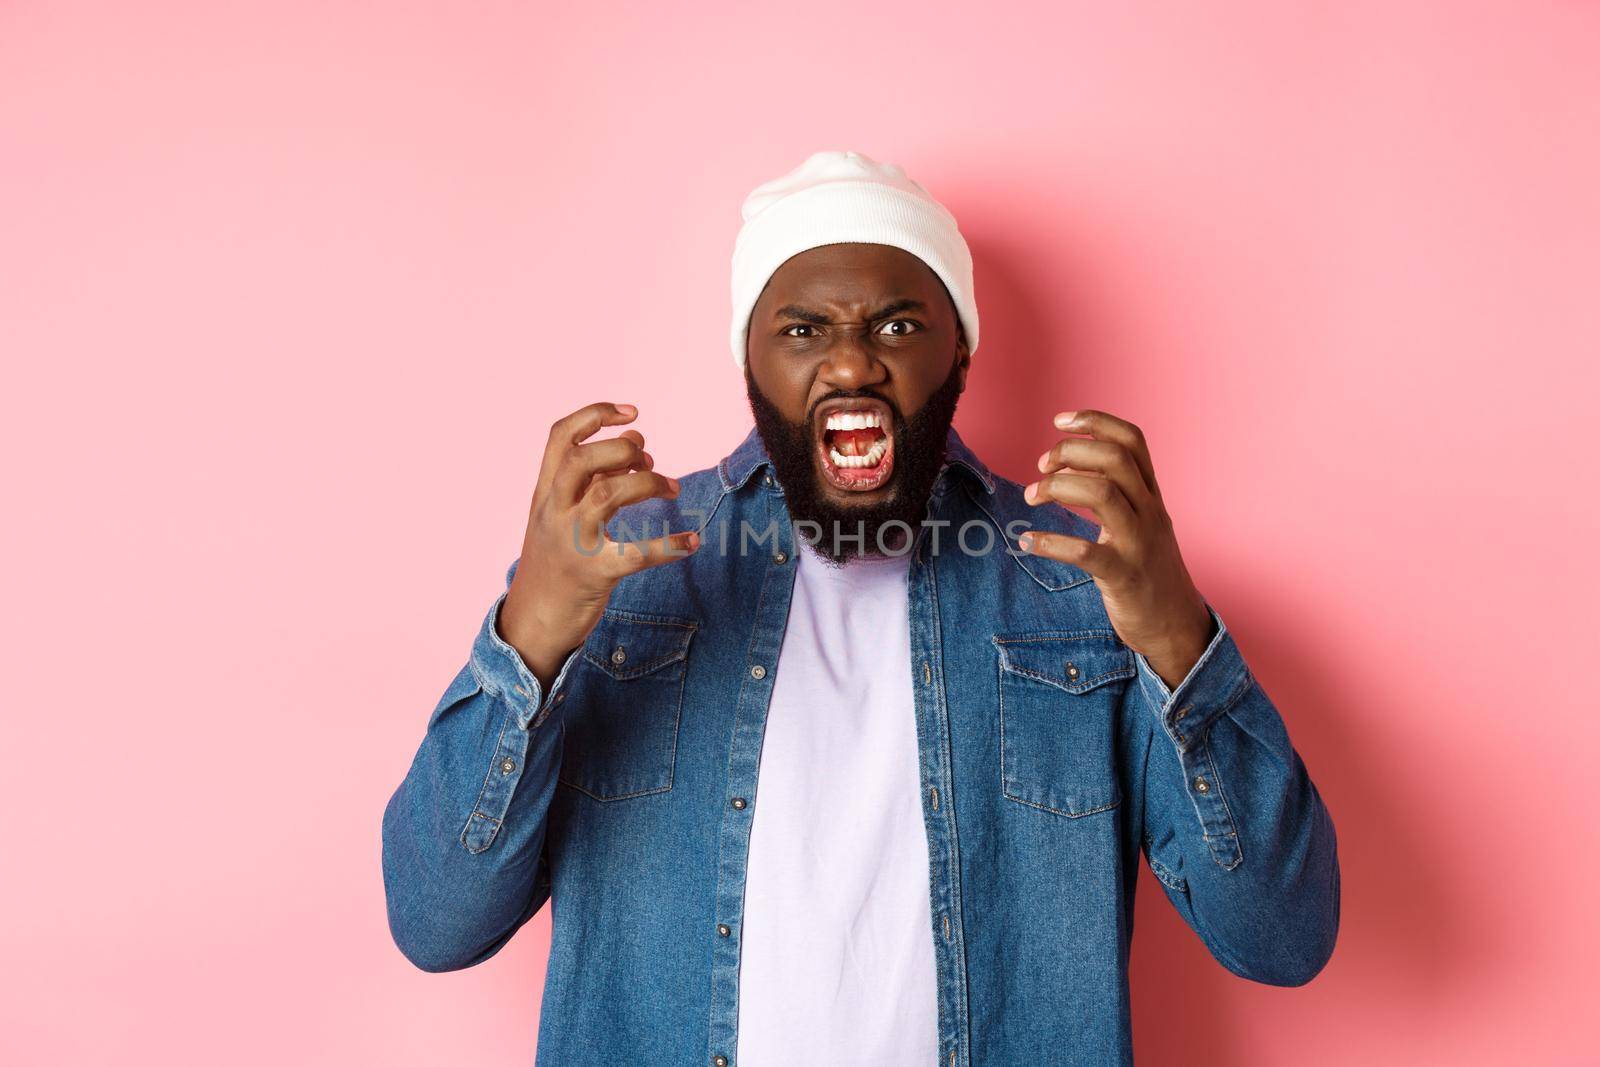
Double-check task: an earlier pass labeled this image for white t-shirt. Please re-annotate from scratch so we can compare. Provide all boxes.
[735,540,938,1065]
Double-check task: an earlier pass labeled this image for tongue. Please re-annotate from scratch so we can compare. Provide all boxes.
[832,428,882,457]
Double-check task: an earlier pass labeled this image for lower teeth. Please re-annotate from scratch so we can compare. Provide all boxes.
[829,440,887,469]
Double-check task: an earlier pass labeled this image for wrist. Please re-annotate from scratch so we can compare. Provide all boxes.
[1141,599,1215,691]
[499,579,581,690]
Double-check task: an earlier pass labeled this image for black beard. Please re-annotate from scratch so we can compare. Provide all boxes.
[745,358,964,565]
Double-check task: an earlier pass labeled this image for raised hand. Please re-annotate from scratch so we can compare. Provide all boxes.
[498,402,699,689]
[1020,409,1215,689]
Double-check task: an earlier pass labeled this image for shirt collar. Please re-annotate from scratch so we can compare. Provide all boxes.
[940,425,997,495]
[716,424,996,496]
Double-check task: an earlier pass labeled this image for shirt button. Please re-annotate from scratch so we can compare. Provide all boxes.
[731,796,747,810]
[610,646,627,666]
[772,550,787,565]
[500,758,515,774]
[717,923,731,937]
[714,1056,729,1067]
[750,664,766,680]
[1193,776,1211,794]
[1066,662,1080,680]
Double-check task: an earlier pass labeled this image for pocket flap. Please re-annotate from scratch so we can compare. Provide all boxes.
[994,631,1134,693]
[583,610,697,679]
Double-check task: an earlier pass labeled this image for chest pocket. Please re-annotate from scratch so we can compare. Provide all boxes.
[558,610,697,802]
[994,630,1135,818]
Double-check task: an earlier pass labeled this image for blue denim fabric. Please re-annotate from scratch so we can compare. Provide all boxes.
[381,427,1339,1066]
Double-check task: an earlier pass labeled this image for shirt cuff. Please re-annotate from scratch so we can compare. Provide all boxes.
[1132,602,1252,745]
[468,586,582,731]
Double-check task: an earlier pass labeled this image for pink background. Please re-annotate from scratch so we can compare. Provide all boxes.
[3,2,1596,1063]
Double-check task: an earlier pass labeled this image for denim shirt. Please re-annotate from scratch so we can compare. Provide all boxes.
[382,426,1339,1067]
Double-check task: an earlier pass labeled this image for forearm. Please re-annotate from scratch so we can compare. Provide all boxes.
[1135,605,1340,985]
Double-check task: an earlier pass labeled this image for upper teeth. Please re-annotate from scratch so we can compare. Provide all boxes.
[825,410,883,431]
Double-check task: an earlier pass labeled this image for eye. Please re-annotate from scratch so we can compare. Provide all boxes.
[782,324,820,338]
[876,318,922,337]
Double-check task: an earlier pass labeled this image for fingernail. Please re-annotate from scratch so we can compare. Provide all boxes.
[1024,482,1039,502]
[1054,410,1079,429]
[684,531,699,549]
[1037,452,1051,472]
[617,403,637,416]
[1018,533,1034,552]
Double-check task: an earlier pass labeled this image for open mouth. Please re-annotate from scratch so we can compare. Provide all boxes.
[814,398,895,492]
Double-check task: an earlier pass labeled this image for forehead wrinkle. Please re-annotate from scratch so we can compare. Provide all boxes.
[759,245,948,323]
[769,296,929,325]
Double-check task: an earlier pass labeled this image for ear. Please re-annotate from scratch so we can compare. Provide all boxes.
[954,327,971,395]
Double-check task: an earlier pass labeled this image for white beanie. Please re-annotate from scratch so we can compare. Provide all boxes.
[729,149,979,368]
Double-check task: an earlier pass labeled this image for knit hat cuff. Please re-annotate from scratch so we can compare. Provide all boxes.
[729,180,979,367]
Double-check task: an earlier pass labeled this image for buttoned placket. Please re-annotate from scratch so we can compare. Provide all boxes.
[705,483,801,1067]
[909,484,973,1067]
[703,471,975,1067]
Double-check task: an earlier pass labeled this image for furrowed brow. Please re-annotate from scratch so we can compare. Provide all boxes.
[772,304,833,325]
[772,298,929,324]
[866,298,928,320]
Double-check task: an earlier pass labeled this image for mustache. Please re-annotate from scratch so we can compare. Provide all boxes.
[744,356,965,563]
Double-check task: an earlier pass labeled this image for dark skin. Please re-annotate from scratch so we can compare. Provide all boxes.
[500,242,1213,690]
[745,242,971,507]
[1023,410,1216,689]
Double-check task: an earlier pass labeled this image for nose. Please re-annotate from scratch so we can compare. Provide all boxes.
[818,327,888,391]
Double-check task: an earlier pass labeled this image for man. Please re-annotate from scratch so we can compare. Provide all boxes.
[381,150,1339,1066]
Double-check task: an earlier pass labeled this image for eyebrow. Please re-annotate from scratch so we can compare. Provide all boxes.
[771,298,928,325]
